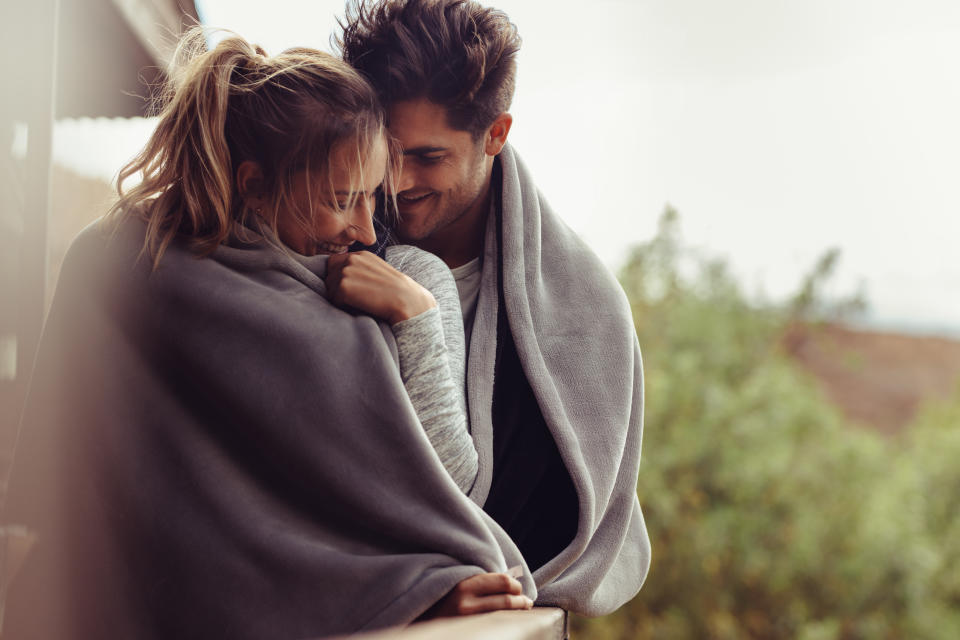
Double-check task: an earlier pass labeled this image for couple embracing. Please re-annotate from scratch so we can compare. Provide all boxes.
[3,0,650,637]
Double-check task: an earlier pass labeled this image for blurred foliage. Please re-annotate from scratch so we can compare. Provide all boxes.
[573,208,960,639]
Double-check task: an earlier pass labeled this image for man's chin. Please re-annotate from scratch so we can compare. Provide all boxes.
[395,227,430,245]
[395,214,436,245]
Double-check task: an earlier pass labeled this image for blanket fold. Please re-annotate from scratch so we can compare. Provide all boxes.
[3,220,533,639]
[466,144,651,615]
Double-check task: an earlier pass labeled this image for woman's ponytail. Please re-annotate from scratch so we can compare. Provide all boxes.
[107,29,253,265]
[105,27,391,268]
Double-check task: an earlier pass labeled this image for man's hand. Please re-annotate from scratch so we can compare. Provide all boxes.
[419,572,534,620]
[325,251,436,325]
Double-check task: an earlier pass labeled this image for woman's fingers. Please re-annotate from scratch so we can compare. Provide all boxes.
[457,593,533,616]
[325,251,435,324]
[459,572,523,596]
[420,572,532,619]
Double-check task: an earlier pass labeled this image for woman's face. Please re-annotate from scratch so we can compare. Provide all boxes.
[277,136,388,256]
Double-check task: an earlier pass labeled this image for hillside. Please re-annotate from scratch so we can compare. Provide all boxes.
[783,323,960,434]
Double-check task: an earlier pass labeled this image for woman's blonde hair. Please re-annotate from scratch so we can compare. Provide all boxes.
[107,27,397,267]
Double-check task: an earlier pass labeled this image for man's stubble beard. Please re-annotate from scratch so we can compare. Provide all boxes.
[397,146,489,246]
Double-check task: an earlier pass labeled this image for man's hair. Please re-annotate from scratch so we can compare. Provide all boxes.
[339,0,521,137]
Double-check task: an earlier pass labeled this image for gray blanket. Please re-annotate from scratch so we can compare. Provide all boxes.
[467,145,650,614]
[3,144,649,639]
[3,222,531,639]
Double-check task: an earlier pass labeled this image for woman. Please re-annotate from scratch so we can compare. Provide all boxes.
[2,30,532,639]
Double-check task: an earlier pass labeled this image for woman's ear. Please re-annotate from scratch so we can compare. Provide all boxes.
[484,113,513,156]
[236,161,266,209]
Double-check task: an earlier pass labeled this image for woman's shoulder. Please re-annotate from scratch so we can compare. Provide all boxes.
[57,215,145,283]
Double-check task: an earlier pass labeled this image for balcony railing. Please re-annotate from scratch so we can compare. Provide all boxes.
[331,608,568,640]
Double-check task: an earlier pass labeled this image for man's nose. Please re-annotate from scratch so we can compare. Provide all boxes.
[395,160,415,193]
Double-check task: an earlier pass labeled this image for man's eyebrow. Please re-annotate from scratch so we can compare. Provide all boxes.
[403,146,446,156]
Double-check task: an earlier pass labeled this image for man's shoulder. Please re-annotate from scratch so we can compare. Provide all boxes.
[496,146,626,300]
[495,146,632,324]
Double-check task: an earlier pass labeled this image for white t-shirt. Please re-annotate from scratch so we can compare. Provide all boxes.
[451,256,482,352]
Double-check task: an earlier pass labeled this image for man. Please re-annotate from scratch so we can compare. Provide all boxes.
[340,0,651,617]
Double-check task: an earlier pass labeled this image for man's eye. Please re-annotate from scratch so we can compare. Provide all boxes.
[421,155,443,163]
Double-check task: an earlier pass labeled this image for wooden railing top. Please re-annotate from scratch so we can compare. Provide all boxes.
[330,607,568,640]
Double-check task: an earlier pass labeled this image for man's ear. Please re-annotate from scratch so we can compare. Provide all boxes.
[484,113,513,156]
[236,161,266,208]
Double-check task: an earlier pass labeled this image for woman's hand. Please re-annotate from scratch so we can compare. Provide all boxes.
[418,572,534,619]
[325,251,436,325]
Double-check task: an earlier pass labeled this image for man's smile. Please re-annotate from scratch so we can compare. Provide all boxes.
[397,191,437,211]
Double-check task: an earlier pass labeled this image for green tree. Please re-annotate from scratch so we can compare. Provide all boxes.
[574,208,960,639]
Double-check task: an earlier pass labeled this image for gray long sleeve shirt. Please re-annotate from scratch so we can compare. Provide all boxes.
[387,246,477,493]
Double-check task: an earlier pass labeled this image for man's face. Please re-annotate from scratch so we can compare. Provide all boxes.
[387,99,490,249]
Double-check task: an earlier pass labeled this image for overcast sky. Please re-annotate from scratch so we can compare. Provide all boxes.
[54,0,960,334]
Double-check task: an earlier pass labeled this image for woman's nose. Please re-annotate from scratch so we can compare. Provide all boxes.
[348,209,377,246]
